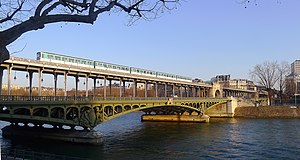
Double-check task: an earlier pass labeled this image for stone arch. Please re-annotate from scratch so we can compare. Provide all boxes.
[215,90,221,98]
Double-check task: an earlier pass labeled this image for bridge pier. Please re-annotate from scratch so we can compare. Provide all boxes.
[141,114,210,123]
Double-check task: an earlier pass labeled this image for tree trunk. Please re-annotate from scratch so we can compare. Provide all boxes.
[0,45,9,63]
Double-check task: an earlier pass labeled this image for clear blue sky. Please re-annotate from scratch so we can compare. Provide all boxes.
[8,0,300,81]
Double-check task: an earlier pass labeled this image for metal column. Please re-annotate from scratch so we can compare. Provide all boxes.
[75,75,79,97]
[29,71,33,97]
[155,82,158,98]
[133,79,137,97]
[64,72,68,96]
[7,66,11,96]
[103,77,107,99]
[109,79,112,97]
[123,80,126,97]
[38,69,43,96]
[172,84,175,97]
[54,73,58,96]
[164,84,167,97]
[119,79,123,98]
[0,67,3,95]
[145,81,148,98]
[179,86,183,98]
[93,78,97,98]
[85,76,89,97]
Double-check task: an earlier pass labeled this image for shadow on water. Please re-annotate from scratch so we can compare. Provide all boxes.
[1,113,300,160]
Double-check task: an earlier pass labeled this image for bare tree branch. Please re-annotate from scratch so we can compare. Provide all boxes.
[0,0,180,63]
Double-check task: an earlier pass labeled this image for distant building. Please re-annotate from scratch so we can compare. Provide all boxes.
[286,60,300,95]
[211,74,230,82]
[291,60,300,76]
[192,78,204,84]
[211,74,255,90]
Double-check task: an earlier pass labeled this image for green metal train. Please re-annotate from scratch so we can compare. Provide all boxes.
[37,52,192,82]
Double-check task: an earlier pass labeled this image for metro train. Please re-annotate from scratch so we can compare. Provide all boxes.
[36,52,192,82]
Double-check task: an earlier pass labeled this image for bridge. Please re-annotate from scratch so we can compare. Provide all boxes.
[0,55,266,144]
[0,95,235,129]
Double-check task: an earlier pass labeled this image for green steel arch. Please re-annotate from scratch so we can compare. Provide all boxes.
[0,96,229,129]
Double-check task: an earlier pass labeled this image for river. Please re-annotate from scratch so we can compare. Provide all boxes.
[1,112,300,159]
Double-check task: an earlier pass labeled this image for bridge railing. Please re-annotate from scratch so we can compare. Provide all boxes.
[0,95,224,102]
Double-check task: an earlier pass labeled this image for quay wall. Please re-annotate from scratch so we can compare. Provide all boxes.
[234,106,300,118]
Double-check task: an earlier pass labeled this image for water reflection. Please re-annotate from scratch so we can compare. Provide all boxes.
[1,113,300,159]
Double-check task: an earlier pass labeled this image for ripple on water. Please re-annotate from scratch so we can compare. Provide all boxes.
[1,114,300,159]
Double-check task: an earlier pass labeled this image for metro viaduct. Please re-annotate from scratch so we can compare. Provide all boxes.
[0,56,257,99]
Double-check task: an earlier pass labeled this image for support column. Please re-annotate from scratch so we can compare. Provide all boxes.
[123,80,126,97]
[93,78,97,98]
[75,75,79,97]
[186,86,189,97]
[145,81,148,98]
[7,66,12,96]
[172,84,175,97]
[133,79,137,97]
[54,73,58,96]
[0,67,3,95]
[29,71,33,97]
[203,88,206,97]
[164,84,167,97]
[155,82,158,98]
[85,76,89,97]
[64,72,68,96]
[179,86,183,98]
[38,69,43,96]
[109,79,112,97]
[119,79,123,98]
[103,77,107,99]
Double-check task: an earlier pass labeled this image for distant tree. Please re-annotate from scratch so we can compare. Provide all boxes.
[277,61,290,104]
[0,0,179,63]
[250,61,280,105]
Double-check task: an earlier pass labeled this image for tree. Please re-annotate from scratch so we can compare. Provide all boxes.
[277,61,290,104]
[250,61,280,105]
[0,0,179,63]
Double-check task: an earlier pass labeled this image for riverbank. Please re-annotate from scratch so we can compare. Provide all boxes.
[234,106,300,118]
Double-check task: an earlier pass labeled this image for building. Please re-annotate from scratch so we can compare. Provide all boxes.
[291,60,300,76]
[211,75,255,90]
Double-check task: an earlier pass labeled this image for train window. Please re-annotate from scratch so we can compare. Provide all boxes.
[48,55,54,59]
[113,66,116,69]
[82,61,86,65]
[75,59,80,63]
[55,56,61,61]
[69,59,74,63]
[42,54,48,58]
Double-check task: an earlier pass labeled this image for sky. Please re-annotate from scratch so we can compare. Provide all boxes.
[7,0,300,82]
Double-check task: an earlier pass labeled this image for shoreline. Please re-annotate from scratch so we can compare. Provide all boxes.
[234,106,300,118]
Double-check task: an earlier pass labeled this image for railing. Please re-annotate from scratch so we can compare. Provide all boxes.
[0,95,223,102]
[1,148,89,160]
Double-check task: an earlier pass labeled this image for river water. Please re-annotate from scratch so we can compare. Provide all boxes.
[1,112,300,160]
